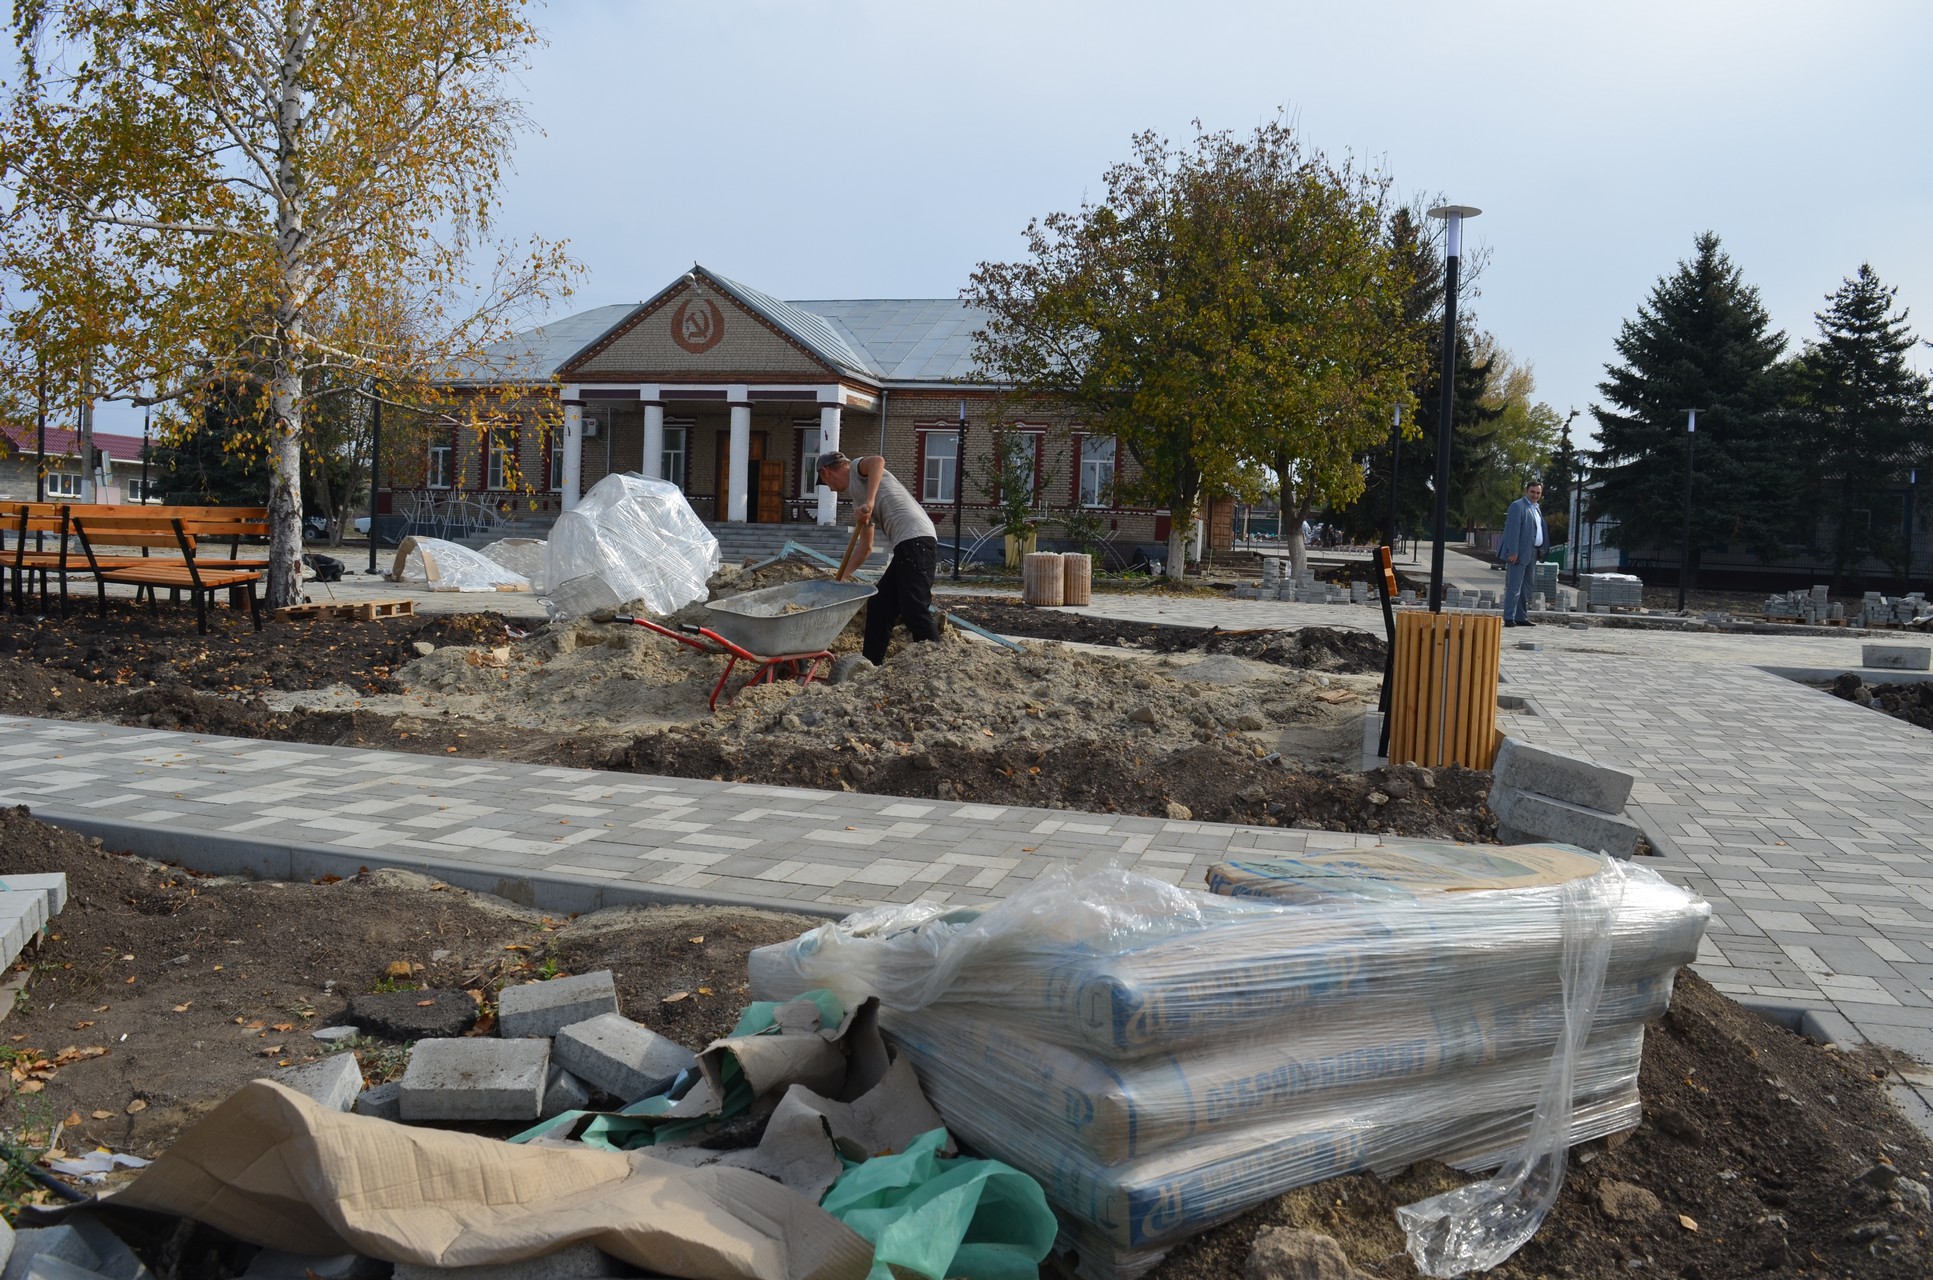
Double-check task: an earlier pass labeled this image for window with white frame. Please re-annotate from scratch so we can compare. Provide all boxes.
[797,422,821,498]
[1079,434,1116,507]
[427,442,453,489]
[487,431,515,490]
[1000,430,1042,502]
[548,430,565,492]
[46,471,83,497]
[661,422,690,490]
[124,476,156,503]
[922,430,959,503]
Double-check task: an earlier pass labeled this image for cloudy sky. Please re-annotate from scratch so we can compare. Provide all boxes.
[91,0,1933,441]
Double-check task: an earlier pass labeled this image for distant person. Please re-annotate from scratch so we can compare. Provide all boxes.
[816,450,939,664]
[1498,480,1547,627]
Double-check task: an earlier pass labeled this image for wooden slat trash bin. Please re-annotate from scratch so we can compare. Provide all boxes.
[1022,552,1066,606]
[1062,553,1092,606]
[1387,610,1504,769]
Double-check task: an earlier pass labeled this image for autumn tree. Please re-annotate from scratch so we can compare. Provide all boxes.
[1789,264,1931,583]
[1591,233,1789,586]
[0,0,576,606]
[967,121,1420,578]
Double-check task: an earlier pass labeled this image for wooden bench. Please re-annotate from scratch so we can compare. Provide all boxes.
[3,503,269,616]
[70,512,271,633]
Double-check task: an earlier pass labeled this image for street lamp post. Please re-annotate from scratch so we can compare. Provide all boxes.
[952,400,967,582]
[1906,467,1918,593]
[1386,404,1402,553]
[366,383,384,575]
[1425,204,1480,611]
[1678,408,1697,612]
[140,404,151,504]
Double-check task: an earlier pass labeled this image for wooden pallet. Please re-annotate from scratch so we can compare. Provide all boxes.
[275,599,416,622]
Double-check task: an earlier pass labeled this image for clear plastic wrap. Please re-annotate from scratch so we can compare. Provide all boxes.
[388,536,532,592]
[543,474,719,619]
[748,852,1710,1271]
[478,537,549,591]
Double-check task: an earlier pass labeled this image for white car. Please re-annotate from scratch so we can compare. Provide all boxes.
[353,516,371,534]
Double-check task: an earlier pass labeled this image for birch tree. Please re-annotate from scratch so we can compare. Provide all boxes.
[0,0,575,605]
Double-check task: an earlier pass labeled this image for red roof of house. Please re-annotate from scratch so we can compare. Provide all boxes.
[0,423,149,463]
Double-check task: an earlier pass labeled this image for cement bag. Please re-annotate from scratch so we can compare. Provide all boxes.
[389,536,531,592]
[545,474,719,618]
[875,975,1674,1163]
[924,1027,1645,1253]
[748,863,1709,1056]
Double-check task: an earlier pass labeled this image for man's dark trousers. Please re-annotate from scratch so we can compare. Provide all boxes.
[862,536,940,664]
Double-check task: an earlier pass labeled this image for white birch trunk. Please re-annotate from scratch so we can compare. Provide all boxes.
[264,9,315,608]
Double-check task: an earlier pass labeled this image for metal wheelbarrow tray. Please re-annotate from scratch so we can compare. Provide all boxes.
[618,580,876,710]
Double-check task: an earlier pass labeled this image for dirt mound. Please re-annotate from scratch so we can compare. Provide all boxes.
[1829,673,1933,732]
[0,805,821,1156]
[1149,970,1933,1280]
[941,597,1386,673]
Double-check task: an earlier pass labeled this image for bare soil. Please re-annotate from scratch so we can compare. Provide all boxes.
[4,809,1931,1280]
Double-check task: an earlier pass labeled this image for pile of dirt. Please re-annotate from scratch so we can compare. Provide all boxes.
[1150,969,1933,1280]
[1828,673,1933,732]
[942,596,1386,673]
[0,805,819,1156]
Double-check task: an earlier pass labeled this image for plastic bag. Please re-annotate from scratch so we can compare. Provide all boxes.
[1396,856,1629,1276]
[478,537,548,591]
[544,474,719,618]
[820,1127,1058,1280]
[388,536,531,592]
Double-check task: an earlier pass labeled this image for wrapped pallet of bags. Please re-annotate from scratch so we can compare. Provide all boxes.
[749,842,1709,1279]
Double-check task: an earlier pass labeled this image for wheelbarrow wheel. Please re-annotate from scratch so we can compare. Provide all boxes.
[828,653,871,685]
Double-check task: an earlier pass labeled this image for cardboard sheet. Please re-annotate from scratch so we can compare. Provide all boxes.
[107,1081,872,1280]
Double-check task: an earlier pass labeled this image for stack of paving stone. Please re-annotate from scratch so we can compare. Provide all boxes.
[1764,586,1834,625]
[0,872,66,974]
[1488,737,1643,858]
[1859,591,1932,628]
[750,852,1709,1278]
[1533,561,1559,603]
[272,970,696,1128]
[1580,573,1643,612]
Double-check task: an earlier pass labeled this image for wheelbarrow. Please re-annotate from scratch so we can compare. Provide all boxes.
[618,579,877,710]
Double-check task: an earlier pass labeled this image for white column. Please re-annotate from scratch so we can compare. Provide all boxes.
[816,401,843,525]
[642,403,665,482]
[561,402,583,510]
[726,399,751,522]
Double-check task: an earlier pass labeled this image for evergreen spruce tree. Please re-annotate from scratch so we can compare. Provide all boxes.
[1542,409,1581,549]
[1791,264,1931,582]
[1591,233,1789,585]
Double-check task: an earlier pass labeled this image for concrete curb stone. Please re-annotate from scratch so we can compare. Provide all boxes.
[551,1013,695,1104]
[400,1038,549,1121]
[497,971,619,1039]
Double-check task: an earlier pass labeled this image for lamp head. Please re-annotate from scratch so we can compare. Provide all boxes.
[1426,204,1482,257]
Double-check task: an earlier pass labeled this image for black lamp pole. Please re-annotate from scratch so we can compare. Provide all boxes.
[1425,204,1480,612]
[366,382,384,574]
[1678,408,1697,612]
[952,400,967,582]
[1386,404,1401,552]
[140,404,151,503]
[1904,467,1917,594]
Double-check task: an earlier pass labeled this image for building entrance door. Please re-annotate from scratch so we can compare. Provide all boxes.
[716,430,773,522]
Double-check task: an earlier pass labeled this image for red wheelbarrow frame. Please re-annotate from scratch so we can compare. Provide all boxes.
[620,615,833,711]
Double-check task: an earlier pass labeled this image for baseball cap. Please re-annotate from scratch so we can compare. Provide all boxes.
[815,450,849,473]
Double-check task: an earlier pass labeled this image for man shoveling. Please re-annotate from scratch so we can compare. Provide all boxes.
[816,450,940,664]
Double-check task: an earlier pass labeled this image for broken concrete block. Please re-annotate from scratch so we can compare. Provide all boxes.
[2,1226,101,1280]
[61,1220,150,1280]
[1491,736,1634,815]
[353,1081,403,1121]
[497,971,619,1039]
[1862,644,1931,671]
[393,1243,631,1280]
[24,1257,110,1280]
[552,1013,694,1104]
[270,1053,364,1113]
[540,1064,593,1119]
[400,1038,549,1121]
[311,1026,359,1045]
[342,988,478,1041]
[0,873,67,916]
[1489,786,1643,860]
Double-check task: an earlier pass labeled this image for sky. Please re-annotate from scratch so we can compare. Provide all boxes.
[93,0,1933,442]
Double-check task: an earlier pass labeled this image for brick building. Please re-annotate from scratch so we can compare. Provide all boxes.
[388,267,1232,563]
[0,424,155,503]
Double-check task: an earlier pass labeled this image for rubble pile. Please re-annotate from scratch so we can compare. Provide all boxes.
[750,851,1710,1277]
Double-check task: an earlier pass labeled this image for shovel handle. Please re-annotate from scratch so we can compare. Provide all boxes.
[835,517,870,582]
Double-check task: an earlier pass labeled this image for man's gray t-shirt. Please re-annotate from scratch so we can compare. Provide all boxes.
[868,467,936,547]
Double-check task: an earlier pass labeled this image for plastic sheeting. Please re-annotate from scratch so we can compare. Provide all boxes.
[544,474,719,619]
[388,536,532,592]
[749,848,1710,1275]
[478,537,549,591]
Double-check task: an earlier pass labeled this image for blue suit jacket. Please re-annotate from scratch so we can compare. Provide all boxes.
[1499,496,1546,563]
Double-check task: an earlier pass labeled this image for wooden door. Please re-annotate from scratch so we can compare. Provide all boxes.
[715,430,769,519]
[755,460,784,523]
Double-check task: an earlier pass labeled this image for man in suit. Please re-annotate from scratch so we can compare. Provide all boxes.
[1498,480,1547,627]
